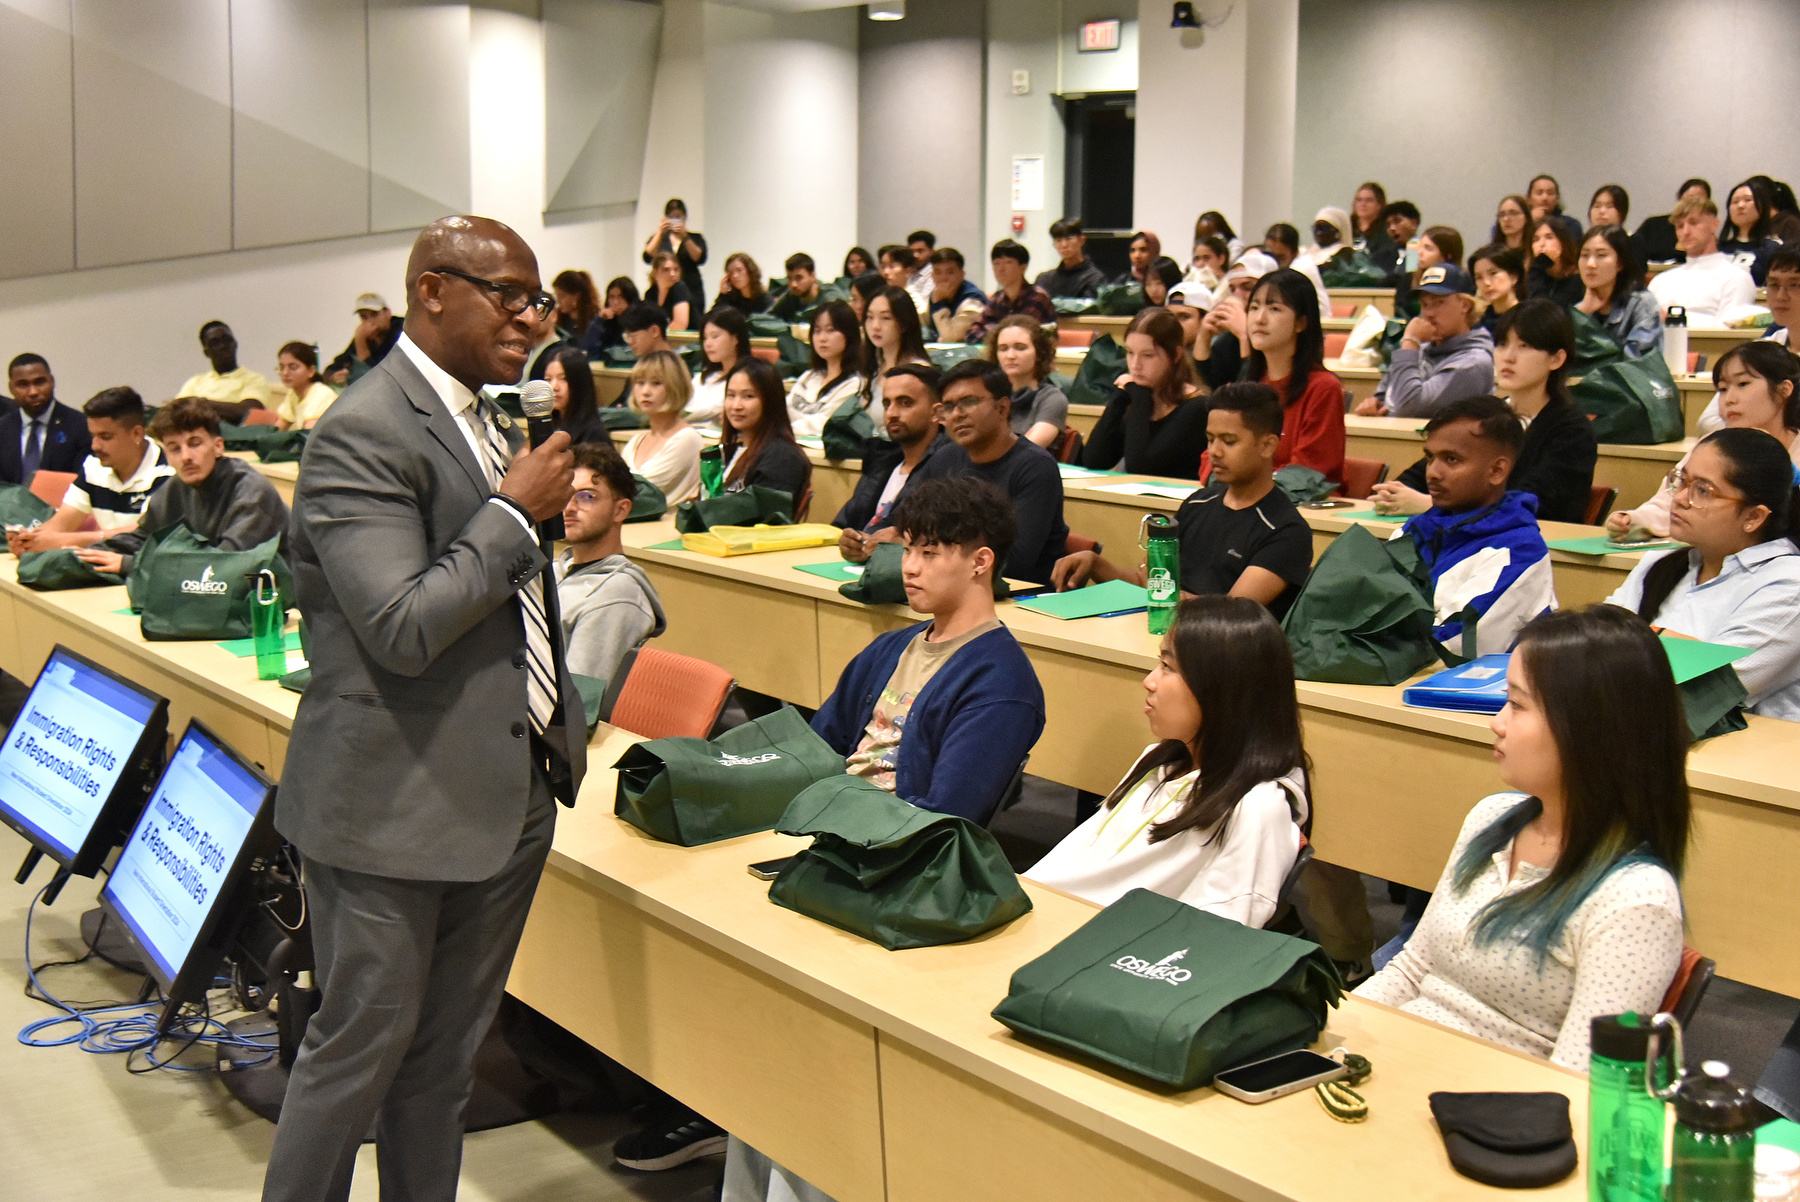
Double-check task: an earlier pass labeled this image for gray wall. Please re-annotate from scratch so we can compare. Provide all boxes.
[858,0,985,258]
[0,0,475,280]
[1294,0,1800,244]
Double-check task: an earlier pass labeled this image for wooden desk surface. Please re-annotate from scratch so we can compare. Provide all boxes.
[519,733,1589,1201]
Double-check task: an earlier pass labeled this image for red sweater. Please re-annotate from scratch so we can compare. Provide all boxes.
[1197,368,1347,485]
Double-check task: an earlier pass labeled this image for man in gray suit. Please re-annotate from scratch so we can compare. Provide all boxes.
[264,216,582,1202]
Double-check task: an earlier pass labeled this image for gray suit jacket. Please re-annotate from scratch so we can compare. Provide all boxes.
[278,350,587,881]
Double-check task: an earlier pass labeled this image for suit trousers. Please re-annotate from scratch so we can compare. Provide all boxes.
[262,772,556,1202]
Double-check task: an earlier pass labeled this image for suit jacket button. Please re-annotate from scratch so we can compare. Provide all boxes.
[511,721,526,738]
[512,651,526,669]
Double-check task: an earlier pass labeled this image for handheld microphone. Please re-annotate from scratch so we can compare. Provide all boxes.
[519,379,558,449]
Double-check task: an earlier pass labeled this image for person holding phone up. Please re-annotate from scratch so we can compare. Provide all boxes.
[640,197,708,301]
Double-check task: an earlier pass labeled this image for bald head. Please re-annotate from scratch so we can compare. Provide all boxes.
[402,215,548,392]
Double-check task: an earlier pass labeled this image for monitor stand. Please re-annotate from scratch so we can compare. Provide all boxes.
[80,907,152,978]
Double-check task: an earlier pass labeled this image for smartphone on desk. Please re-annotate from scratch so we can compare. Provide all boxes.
[1212,1049,1346,1103]
[747,856,795,881]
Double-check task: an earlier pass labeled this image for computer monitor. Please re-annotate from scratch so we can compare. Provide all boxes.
[0,646,168,899]
[99,720,277,1032]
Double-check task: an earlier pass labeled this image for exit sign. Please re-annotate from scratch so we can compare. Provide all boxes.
[1080,18,1120,51]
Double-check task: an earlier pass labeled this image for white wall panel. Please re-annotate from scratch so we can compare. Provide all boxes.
[544,0,662,214]
[369,0,471,231]
[0,1,76,278]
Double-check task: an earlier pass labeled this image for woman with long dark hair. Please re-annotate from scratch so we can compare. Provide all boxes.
[683,306,751,424]
[714,252,772,316]
[786,301,865,438]
[861,285,929,416]
[1358,605,1690,1070]
[1524,217,1583,307]
[840,246,875,283]
[721,358,812,506]
[1575,225,1662,358]
[1490,194,1530,251]
[580,275,640,354]
[1029,596,1309,922]
[541,347,604,445]
[1587,184,1630,230]
[1377,299,1597,523]
[551,269,600,343]
[1720,178,1782,284]
[1080,306,1208,478]
[1350,181,1392,257]
[275,341,337,430]
[1606,426,1800,719]
[1610,342,1800,541]
[1470,242,1525,339]
[1238,267,1343,484]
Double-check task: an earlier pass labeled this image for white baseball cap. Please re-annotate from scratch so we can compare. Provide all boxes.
[353,292,389,313]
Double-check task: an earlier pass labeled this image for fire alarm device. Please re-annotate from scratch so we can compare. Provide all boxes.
[1011,215,1025,234]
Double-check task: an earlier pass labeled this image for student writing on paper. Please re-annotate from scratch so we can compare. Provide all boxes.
[554,443,665,686]
[1028,596,1307,927]
[810,477,1045,824]
[833,364,953,560]
[1375,301,1597,524]
[1053,384,1313,618]
[1605,428,1800,721]
[1395,396,1557,656]
[1358,606,1688,1072]
[1610,341,1800,542]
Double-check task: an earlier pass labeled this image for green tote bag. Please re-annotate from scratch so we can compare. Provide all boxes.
[820,393,877,463]
[0,483,55,528]
[613,706,845,846]
[673,486,795,533]
[767,775,1033,950]
[991,888,1343,1090]
[1280,523,1441,685]
[1066,335,1126,408]
[625,474,668,523]
[16,549,123,590]
[129,524,293,640]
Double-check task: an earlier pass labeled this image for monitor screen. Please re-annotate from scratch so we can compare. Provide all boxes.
[0,647,162,866]
[101,725,272,986]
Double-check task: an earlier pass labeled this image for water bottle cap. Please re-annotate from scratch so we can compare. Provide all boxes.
[1703,1060,1731,1079]
[1674,1060,1759,1134]
[1590,1012,1654,1062]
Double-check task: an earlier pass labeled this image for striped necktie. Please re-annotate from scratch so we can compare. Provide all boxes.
[463,398,558,735]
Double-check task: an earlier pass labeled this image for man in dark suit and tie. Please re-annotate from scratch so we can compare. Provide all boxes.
[2,355,92,485]
[264,216,582,1202]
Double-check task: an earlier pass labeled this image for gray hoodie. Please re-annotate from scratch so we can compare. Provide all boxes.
[553,551,667,686]
[1376,326,1496,418]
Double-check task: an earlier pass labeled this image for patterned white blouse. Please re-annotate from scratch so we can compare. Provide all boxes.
[1355,792,1684,1072]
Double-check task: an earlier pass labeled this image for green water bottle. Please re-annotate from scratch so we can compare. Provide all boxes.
[698,445,724,498]
[1668,1060,1758,1201]
[250,569,286,681]
[1588,1013,1670,1202]
[1143,514,1180,636]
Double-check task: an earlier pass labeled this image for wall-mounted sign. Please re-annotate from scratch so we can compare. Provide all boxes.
[1080,19,1120,51]
[1011,156,1044,211]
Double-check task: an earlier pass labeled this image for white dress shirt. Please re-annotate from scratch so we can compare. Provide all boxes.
[394,334,532,534]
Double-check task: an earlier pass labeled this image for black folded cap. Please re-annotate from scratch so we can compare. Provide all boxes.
[1429,1091,1577,1188]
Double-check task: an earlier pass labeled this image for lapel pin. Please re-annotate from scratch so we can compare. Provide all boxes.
[493,412,513,431]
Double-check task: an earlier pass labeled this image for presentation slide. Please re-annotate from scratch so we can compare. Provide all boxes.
[0,651,158,863]
[103,730,267,983]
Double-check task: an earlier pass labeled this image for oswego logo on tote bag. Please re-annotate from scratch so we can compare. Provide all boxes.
[717,751,781,767]
[1112,947,1194,985]
[180,564,230,595]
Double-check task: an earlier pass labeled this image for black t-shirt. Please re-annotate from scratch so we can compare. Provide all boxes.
[652,281,694,330]
[935,437,1070,585]
[1173,481,1314,618]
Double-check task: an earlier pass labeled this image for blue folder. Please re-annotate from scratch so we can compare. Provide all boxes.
[1402,655,1511,713]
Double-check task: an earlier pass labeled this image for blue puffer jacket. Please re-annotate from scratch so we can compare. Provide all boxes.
[811,623,1045,824]
[1403,490,1557,655]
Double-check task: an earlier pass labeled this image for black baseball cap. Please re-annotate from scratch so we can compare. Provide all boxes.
[1414,263,1476,297]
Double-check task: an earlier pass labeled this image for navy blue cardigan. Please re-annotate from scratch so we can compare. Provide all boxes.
[810,623,1046,824]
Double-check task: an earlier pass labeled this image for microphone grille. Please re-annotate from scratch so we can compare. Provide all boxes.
[519,379,556,418]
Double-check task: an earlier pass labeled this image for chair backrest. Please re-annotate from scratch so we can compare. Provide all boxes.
[1686,351,1701,375]
[1329,301,1355,319]
[1323,331,1349,359]
[1659,946,1715,1029]
[1057,328,1095,348]
[1275,836,1315,915]
[1339,457,1388,500]
[750,345,781,365]
[1053,425,1084,463]
[27,470,76,507]
[605,646,735,741]
[242,408,282,427]
[1584,484,1618,526]
[1064,531,1101,556]
[794,484,813,523]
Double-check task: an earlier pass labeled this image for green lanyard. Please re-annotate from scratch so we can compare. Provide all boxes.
[1092,771,1194,855]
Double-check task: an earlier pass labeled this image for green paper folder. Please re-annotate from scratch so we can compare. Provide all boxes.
[1357,511,1410,523]
[1013,579,1149,620]
[218,630,304,658]
[645,538,687,551]
[794,561,864,582]
[1547,536,1683,556]
[1660,636,1751,685]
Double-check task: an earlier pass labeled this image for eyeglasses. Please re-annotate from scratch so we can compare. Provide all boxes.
[569,489,603,507]
[427,267,555,320]
[1666,469,1744,508]
[938,395,996,414]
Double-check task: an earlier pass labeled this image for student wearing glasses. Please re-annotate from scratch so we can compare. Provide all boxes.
[1357,606,1689,1071]
[554,442,665,687]
[1606,427,1800,721]
[1610,342,1800,541]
